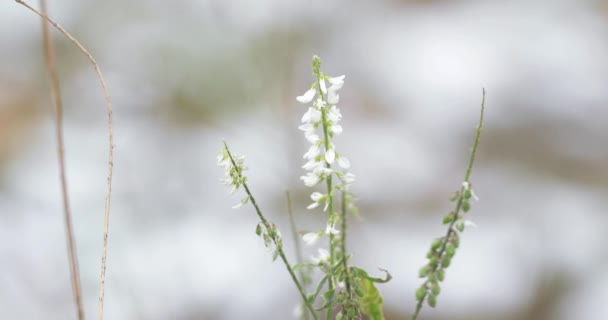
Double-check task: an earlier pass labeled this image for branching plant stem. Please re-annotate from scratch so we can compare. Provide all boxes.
[412,88,485,320]
[224,143,318,320]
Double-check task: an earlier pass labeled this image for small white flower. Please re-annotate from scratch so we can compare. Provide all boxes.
[325,148,335,164]
[301,107,322,123]
[302,232,320,245]
[462,181,470,189]
[337,156,350,169]
[315,98,327,109]
[293,304,303,319]
[301,172,320,187]
[328,75,345,86]
[471,189,479,202]
[307,202,320,209]
[296,88,316,104]
[327,106,342,122]
[325,223,340,235]
[341,172,355,184]
[464,220,477,228]
[312,248,330,264]
[313,166,333,176]
[328,75,345,92]
[305,133,320,144]
[330,124,343,135]
[320,78,327,94]
[298,123,314,134]
[307,192,324,209]
[302,159,323,171]
[232,196,249,209]
[311,192,324,201]
[327,90,340,104]
[303,144,321,160]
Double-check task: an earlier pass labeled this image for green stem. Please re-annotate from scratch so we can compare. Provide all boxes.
[412,89,485,320]
[319,82,337,320]
[224,143,318,320]
[464,88,485,182]
[340,191,353,295]
[286,191,311,320]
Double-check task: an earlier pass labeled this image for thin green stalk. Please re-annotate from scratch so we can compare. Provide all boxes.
[412,88,485,320]
[340,191,353,296]
[286,191,311,320]
[224,143,318,320]
[319,86,337,320]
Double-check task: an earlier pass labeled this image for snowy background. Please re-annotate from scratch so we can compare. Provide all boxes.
[1,0,607,319]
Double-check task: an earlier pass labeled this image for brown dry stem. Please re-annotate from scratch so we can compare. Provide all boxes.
[16,1,115,319]
[38,0,84,318]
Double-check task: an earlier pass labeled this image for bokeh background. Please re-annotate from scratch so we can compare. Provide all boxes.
[1,0,608,319]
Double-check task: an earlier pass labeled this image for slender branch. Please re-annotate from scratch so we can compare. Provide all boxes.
[286,191,311,320]
[339,191,352,295]
[37,0,84,318]
[224,143,318,320]
[15,2,116,319]
[412,88,486,320]
[464,88,485,182]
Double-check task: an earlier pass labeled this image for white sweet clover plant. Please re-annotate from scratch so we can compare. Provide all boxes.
[218,56,486,320]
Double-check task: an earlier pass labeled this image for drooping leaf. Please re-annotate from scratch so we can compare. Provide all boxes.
[359,277,384,320]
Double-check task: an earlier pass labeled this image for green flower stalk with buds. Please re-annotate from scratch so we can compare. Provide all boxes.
[217,142,318,319]
[218,56,486,320]
[412,89,486,320]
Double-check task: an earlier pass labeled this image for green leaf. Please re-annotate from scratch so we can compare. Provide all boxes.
[359,277,385,320]
[310,275,329,303]
[462,201,471,213]
[355,267,392,283]
[316,289,335,310]
[335,311,344,320]
[255,223,262,236]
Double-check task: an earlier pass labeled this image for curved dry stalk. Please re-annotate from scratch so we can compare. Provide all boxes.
[15,1,115,319]
[38,0,84,318]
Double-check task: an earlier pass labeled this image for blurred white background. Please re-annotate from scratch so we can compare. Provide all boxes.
[1,0,607,319]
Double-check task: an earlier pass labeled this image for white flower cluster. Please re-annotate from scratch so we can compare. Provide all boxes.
[296,59,356,256]
[217,147,249,208]
[297,74,355,197]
